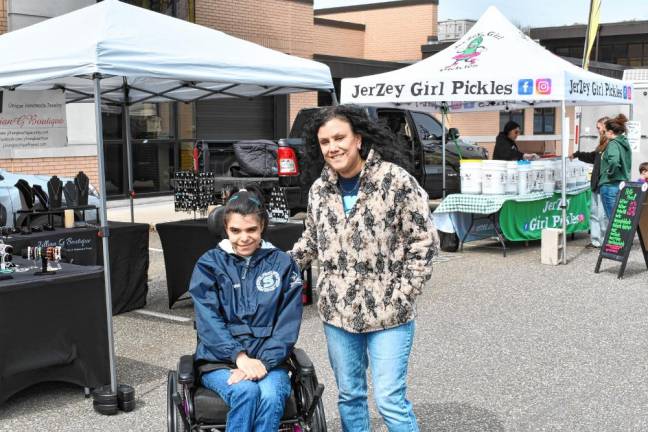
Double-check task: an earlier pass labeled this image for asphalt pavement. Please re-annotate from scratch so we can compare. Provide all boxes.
[1,208,648,431]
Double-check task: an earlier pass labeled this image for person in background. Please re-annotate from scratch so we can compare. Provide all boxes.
[492,120,538,161]
[637,162,648,183]
[599,114,632,218]
[571,116,610,249]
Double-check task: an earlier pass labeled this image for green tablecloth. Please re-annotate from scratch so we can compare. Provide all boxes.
[435,185,590,215]
[499,189,591,241]
[433,186,591,242]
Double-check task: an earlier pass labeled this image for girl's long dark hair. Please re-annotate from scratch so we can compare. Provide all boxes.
[300,105,413,186]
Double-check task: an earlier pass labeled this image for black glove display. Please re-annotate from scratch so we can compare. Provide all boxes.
[15,179,34,210]
[32,185,49,210]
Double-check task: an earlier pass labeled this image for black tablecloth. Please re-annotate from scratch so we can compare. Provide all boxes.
[157,219,305,308]
[5,221,149,314]
[0,259,109,404]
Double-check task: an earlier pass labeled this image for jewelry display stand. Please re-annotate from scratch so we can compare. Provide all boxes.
[75,171,90,206]
[48,176,63,209]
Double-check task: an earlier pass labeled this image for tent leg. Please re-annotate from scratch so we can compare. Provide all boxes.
[123,78,135,223]
[94,75,118,393]
[330,89,339,106]
[561,100,568,265]
[441,107,446,198]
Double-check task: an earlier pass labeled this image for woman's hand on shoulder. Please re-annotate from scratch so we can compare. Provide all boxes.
[235,352,268,380]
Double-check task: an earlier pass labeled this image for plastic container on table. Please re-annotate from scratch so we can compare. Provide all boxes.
[460,159,482,194]
[517,160,532,195]
[542,158,556,193]
[505,161,518,195]
[481,160,508,195]
[531,160,546,192]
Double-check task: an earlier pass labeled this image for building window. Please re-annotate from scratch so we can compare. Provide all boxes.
[533,108,555,135]
[499,109,524,132]
[111,0,195,21]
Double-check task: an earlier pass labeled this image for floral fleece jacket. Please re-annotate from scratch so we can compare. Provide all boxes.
[290,149,439,333]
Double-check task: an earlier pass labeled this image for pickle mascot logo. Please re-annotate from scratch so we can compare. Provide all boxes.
[442,31,503,72]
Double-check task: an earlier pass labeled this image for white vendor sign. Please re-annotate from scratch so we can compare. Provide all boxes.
[0,90,67,149]
[626,120,641,152]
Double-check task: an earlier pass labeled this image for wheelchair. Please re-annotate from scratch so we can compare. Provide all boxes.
[167,348,327,431]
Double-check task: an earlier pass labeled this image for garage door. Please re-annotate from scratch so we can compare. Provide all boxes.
[196,97,275,140]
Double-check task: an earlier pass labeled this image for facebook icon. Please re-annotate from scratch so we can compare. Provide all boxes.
[518,79,533,95]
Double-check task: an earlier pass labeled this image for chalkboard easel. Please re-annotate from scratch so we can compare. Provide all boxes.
[595,181,648,278]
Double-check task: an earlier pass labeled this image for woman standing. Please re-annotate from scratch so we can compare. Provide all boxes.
[291,105,438,432]
[599,114,631,218]
[571,116,609,248]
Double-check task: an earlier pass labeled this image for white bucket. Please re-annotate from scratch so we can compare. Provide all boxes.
[566,160,577,189]
[482,160,507,195]
[553,159,563,189]
[541,160,555,193]
[460,160,482,194]
[531,160,546,192]
[505,161,518,195]
[517,160,532,195]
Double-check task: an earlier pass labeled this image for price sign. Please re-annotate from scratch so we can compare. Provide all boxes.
[596,181,648,278]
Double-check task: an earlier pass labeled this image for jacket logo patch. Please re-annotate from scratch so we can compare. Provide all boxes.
[256,271,281,292]
[290,271,302,288]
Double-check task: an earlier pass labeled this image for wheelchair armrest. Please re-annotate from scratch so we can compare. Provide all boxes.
[291,348,315,376]
[177,355,195,385]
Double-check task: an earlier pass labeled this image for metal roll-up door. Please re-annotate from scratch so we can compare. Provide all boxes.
[196,97,275,140]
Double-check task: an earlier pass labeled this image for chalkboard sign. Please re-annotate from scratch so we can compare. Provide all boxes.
[595,181,648,278]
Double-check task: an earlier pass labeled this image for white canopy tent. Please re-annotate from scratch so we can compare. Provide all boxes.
[0,0,334,393]
[341,6,634,264]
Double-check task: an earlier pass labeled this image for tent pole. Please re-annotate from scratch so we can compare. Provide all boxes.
[330,89,339,106]
[561,100,568,265]
[123,78,134,223]
[94,74,118,393]
[441,104,447,198]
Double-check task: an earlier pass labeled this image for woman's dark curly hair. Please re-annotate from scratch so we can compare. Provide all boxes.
[300,104,413,186]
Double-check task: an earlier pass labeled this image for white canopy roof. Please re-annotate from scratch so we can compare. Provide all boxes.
[0,0,334,104]
[341,6,633,112]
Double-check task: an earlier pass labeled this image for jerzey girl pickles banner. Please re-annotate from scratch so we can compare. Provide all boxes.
[499,190,591,241]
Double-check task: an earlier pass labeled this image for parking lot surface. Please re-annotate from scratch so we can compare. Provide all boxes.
[2,231,648,431]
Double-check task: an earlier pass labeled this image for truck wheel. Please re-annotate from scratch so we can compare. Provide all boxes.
[439,231,459,252]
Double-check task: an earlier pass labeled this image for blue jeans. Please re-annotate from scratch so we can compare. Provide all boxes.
[590,191,608,247]
[600,183,621,219]
[201,368,291,432]
[324,321,419,432]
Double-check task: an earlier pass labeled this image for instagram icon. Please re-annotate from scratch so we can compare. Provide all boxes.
[535,79,552,95]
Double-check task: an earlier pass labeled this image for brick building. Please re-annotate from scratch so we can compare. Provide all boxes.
[6,0,616,197]
[0,0,322,197]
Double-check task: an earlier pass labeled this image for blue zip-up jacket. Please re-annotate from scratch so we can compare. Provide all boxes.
[189,239,303,370]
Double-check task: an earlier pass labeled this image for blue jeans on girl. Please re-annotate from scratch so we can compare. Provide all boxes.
[324,321,419,432]
[599,182,621,219]
[201,368,291,432]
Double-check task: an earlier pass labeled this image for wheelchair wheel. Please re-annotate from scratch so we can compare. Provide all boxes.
[167,370,185,432]
[302,376,327,432]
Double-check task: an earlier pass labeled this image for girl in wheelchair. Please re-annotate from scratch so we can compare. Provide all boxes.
[189,186,303,432]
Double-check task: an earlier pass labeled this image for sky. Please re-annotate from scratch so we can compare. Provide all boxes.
[313,0,648,27]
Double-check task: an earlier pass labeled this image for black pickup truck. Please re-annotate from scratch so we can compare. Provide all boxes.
[201,106,488,213]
